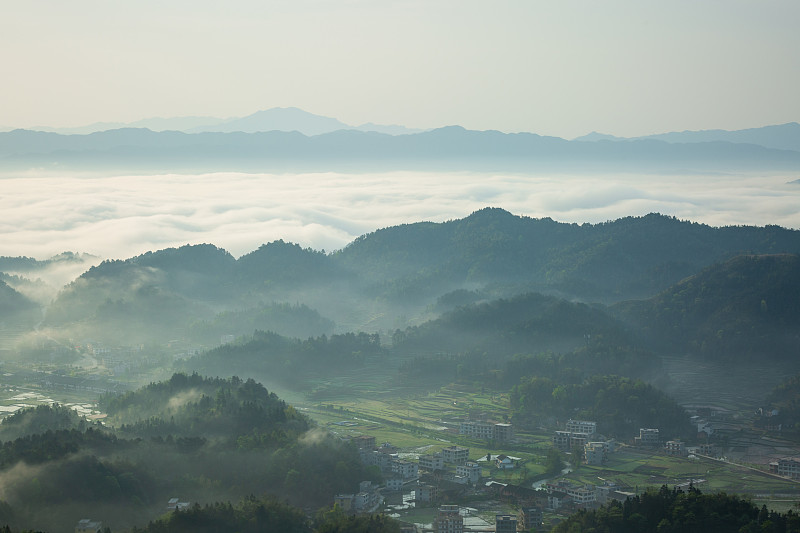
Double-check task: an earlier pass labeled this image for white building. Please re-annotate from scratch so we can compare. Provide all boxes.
[459,421,494,440]
[434,505,463,533]
[665,440,686,456]
[386,477,404,491]
[456,461,482,483]
[546,480,597,507]
[419,452,444,471]
[442,445,469,465]
[584,442,606,465]
[771,458,800,479]
[635,428,660,446]
[566,419,597,436]
[459,421,514,442]
[392,459,419,479]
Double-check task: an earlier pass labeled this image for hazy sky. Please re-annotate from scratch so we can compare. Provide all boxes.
[1,170,798,261]
[2,1,799,138]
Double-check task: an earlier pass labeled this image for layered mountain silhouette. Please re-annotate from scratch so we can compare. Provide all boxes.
[16,209,797,344]
[17,107,421,137]
[574,122,800,152]
[613,254,800,359]
[2,125,799,172]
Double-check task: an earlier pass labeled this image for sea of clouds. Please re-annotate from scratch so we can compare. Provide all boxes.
[2,170,799,262]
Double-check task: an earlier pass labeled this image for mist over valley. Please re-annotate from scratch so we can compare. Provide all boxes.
[2,119,800,530]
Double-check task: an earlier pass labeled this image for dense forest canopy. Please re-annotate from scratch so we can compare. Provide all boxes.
[4,209,798,346]
[553,485,800,533]
[0,375,378,532]
[511,374,694,440]
[615,254,800,360]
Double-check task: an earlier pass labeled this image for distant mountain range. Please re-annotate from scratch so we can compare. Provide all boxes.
[2,123,800,173]
[11,107,422,137]
[8,107,798,152]
[574,122,800,152]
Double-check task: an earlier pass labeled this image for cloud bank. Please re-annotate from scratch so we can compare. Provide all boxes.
[1,170,798,263]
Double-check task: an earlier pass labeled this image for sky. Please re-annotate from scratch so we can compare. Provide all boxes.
[2,1,800,139]
[1,170,798,262]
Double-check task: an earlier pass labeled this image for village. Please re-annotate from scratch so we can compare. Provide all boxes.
[318,403,800,533]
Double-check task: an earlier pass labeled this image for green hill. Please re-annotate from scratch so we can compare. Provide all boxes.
[35,210,800,346]
[553,485,799,533]
[614,254,800,360]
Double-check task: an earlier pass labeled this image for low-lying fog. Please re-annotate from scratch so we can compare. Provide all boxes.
[2,170,799,264]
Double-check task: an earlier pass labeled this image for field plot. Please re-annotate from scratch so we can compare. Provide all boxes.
[566,447,800,505]
[660,356,799,414]
[306,378,800,513]
[303,384,554,479]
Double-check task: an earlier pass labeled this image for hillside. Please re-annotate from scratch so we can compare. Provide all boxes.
[33,211,800,346]
[392,292,621,355]
[0,279,38,322]
[0,375,375,532]
[613,254,800,359]
[335,209,800,302]
[553,485,799,533]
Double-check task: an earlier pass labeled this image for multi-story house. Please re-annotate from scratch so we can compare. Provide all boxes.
[635,428,660,446]
[566,419,597,436]
[392,459,419,479]
[455,461,482,484]
[434,505,463,533]
[495,514,517,533]
[419,452,444,471]
[665,440,686,456]
[441,445,469,465]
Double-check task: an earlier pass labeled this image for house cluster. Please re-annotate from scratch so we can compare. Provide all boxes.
[458,420,514,442]
[545,480,598,510]
[552,419,615,466]
[334,481,384,514]
[352,436,420,482]
[584,440,616,466]
[419,446,486,486]
[769,457,800,479]
[544,480,635,512]
[429,505,540,533]
[484,477,633,520]
[553,419,597,451]
[634,428,715,458]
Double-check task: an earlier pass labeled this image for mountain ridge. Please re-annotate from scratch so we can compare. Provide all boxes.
[574,121,800,152]
[2,125,799,172]
[10,107,423,137]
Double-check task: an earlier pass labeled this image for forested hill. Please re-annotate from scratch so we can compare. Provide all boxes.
[26,209,800,342]
[553,485,800,533]
[0,279,38,322]
[99,372,309,443]
[614,254,800,360]
[53,209,800,301]
[392,292,622,355]
[0,375,378,532]
[333,208,800,302]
